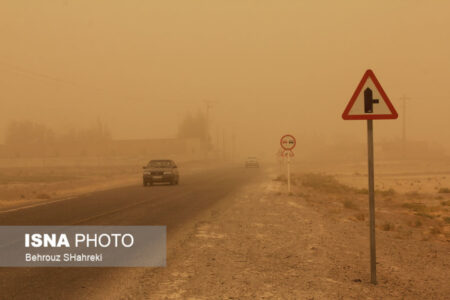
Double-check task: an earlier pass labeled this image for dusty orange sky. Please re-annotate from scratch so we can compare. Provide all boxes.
[1,1,450,155]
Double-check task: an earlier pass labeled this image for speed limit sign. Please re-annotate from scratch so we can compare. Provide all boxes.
[280,134,296,151]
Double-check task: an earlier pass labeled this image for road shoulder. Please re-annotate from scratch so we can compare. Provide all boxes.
[117,171,449,299]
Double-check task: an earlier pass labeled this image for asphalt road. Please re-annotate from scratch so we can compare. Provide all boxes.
[0,166,260,299]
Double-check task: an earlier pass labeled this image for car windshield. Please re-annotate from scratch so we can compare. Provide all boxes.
[148,160,172,168]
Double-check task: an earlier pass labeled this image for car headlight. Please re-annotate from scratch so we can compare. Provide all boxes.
[163,171,172,175]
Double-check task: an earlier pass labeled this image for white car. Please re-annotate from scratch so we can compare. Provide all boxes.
[245,157,259,168]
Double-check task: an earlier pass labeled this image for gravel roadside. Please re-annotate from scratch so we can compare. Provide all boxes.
[118,169,450,299]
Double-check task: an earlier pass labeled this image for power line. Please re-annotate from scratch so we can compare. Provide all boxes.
[0,60,103,92]
[0,60,204,106]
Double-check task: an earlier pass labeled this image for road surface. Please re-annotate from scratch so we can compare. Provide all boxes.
[0,166,261,300]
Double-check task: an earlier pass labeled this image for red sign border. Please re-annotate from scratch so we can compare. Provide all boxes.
[342,69,398,120]
[280,134,296,151]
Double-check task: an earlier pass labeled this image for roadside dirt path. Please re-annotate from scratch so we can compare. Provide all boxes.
[117,169,449,299]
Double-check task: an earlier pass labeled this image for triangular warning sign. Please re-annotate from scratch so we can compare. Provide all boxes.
[342,69,398,120]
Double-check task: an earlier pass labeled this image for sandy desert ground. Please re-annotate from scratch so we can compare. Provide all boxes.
[0,159,213,211]
[86,160,449,299]
[0,165,140,211]
[1,159,449,299]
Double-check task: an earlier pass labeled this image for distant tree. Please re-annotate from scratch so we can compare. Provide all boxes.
[59,120,112,144]
[177,111,209,141]
[5,121,55,146]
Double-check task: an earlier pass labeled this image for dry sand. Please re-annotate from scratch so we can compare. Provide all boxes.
[105,166,449,299]
[0,160,224,211]
[0,166,140,211]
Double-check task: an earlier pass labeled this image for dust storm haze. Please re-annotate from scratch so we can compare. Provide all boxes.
[2,2,450,298]
[1,1,450,160]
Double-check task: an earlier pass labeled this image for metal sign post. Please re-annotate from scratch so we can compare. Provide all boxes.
[287,154,291,193]
[342,69,398,285]
[367,119,376,284]
[280,135,296,194]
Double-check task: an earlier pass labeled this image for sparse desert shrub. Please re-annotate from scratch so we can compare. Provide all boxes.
[343,200,358,210]
[273,175,286,182]
[302,173,351,193]
[36,193,51,199]
[430,226,442,235]
[415,212,434,219]
[0,172,78,184]
[405,191,422,199]
[402,202,426,212]
[421,235,430,241]
[296,191,308,198]
[327,208,341,215]
[356,188,368,195]
[355,213,365,221]
[378,188,396,197]
[441,200,450,206]
[438,187,450,193]
[444,217,450,224]
[382,222,394,231]
[408,219,423,227]
[403,203,437,219]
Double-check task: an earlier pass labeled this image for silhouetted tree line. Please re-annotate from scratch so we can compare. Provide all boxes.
[5,121,56,146]
[3,120,111,157]
[177,112,209,141]
[5,120,111,146]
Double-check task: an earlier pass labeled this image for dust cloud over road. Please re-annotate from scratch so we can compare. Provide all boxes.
[1,1,449,299]
[0,166,261,299]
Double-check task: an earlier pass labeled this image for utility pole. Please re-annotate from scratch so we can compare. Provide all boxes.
[222,128,226,161]
[204,100,215,125]
[400,95,410,158]
[400,95,410,143]
[204,100,216,139]
[232,130,236,162]
[203,100,217,160]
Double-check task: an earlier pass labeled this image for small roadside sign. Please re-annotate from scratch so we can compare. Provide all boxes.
[280,134,296,194]
[342,69,398,120]
[280,134,296,151]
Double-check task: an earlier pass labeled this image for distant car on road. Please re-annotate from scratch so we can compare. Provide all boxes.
[143,159,179,186]
[245,157,259,168]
